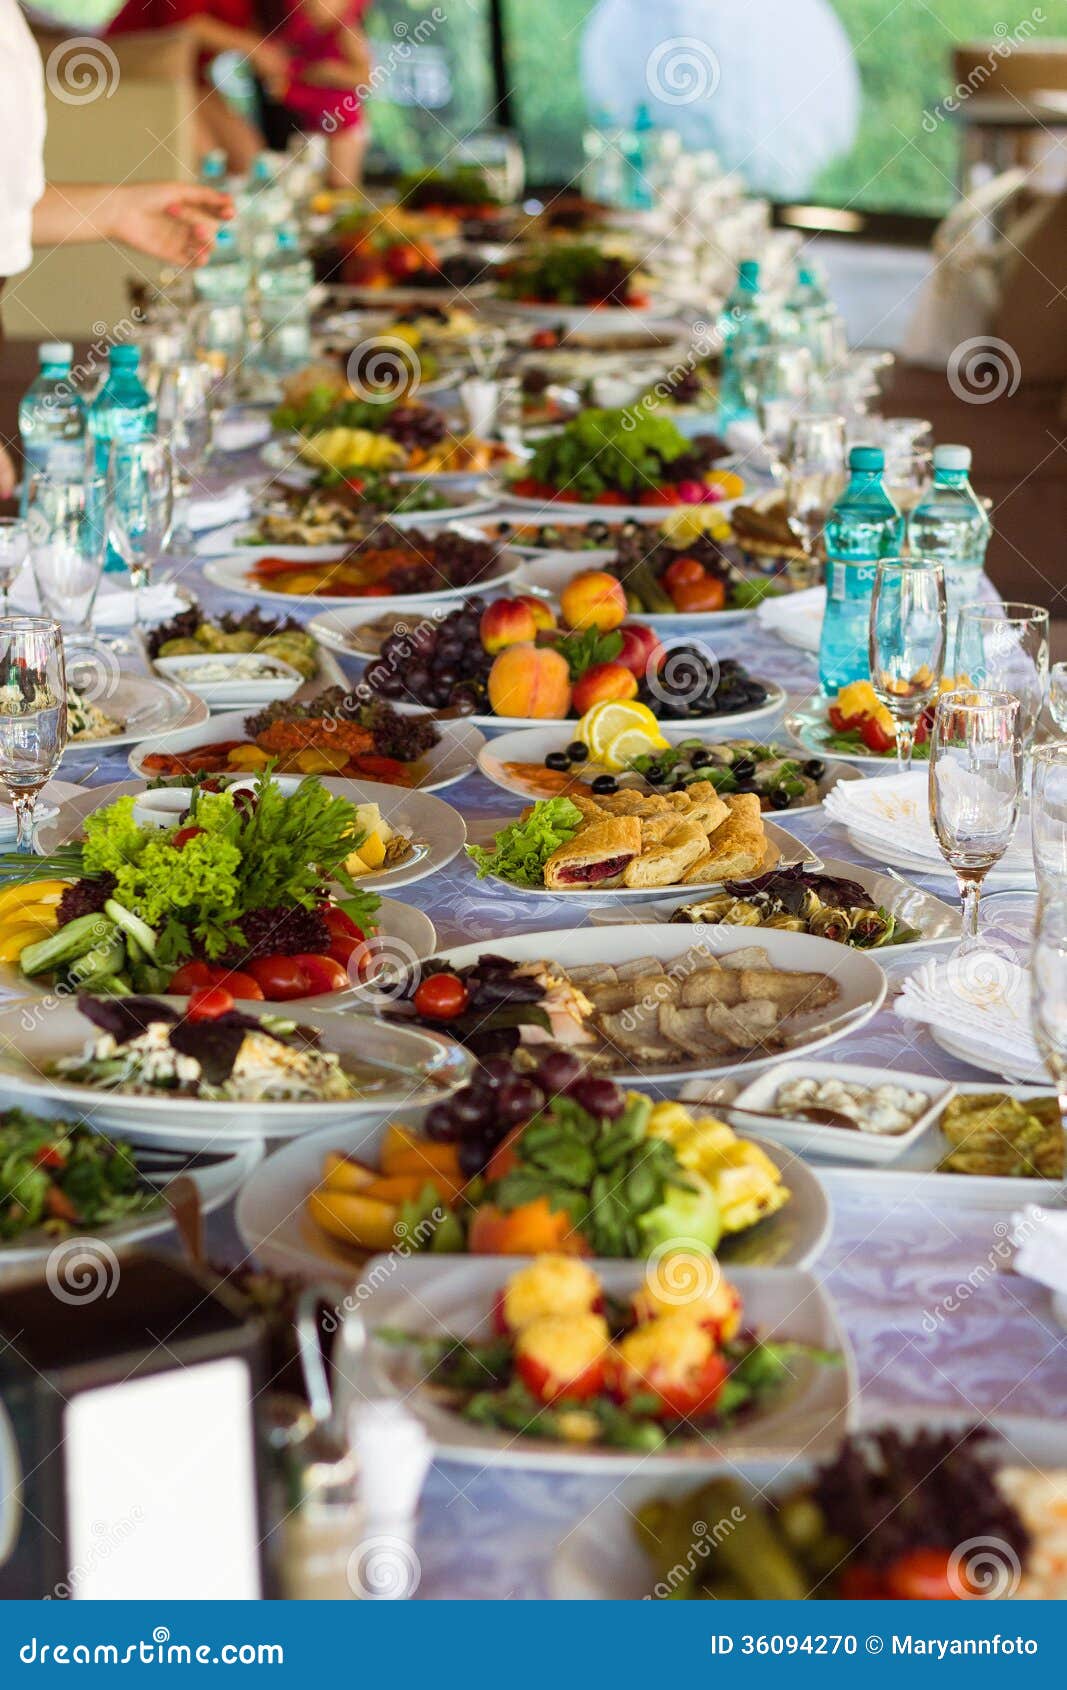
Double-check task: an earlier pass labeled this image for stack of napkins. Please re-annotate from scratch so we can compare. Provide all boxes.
[757,586,824,653]
[823,769,1033,875]
[894,953,1044,1079]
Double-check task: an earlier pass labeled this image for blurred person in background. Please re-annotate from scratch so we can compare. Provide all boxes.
[274,0,372,187]
[0,0,232,495]
[105,0,292,171]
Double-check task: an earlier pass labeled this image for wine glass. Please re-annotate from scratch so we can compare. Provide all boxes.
[877,416,933,516]
[26,475,107,640]
[0,519,30,615]
[0,616,68,851]
[157,360,215,546]
[746,342,815,477]
[106,436,175,631]
[929,689,1024,954]
[1030,742,1067,891]
[869,558,946,773]
[953,602,1049,754]
[783,413,846,589]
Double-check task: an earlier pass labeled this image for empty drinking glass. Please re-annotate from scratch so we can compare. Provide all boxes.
[869,558,946,773]
[953,601,1049,753]
[157,360,215,545]
[0,519,30,616]
[26,476,107,639]
[784,412,846,587]
[1030,742,1067,891]
[106,437,174,631]
[0,615,68,850]
[929,689,1023,953]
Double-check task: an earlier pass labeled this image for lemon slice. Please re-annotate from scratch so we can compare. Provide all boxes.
[579,699,660,758]
[601,725,671,773]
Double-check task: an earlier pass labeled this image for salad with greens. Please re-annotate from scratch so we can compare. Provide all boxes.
[466,797,583,888]
[0,1110,160,1242]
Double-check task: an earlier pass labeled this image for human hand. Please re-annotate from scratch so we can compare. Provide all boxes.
[250,38,292,90]
[108,182,234,268]
[0,444,16,501]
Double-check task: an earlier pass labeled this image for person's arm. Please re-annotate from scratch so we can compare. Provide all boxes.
[185,15,292,85]
[337,23,371,84]
[32,182,233,267]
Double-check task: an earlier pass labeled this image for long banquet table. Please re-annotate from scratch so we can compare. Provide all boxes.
[62,458,1067,1600]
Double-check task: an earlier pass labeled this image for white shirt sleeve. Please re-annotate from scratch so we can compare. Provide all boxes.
[0,0,46,278]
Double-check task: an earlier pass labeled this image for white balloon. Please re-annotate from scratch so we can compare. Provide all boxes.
[580,0,860,198]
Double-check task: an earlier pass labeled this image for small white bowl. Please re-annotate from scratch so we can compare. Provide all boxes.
[152,651,304,707]
[705,1060,956,1166]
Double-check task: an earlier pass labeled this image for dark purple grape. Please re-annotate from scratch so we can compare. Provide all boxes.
[458,1138,491,1179]
[423,1102,457,1142]
[497,1077,545,1126]
[449,1087,491,1133]
[449,684,480,715]
[480,1055,516,1089]
[535,1049,584,1095]
[567,1076,625,1119]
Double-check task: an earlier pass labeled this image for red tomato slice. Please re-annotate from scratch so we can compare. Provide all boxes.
[611,1347,729,1421]
[860,716,896,755]
[515,1350,606,1406]
[413,973,470,1020]
[168,960,217,995]
[217,969,265,1001]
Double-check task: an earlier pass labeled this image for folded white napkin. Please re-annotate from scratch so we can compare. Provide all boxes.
[188,483,253,533]
[1012,1206,1067,1296]
[213,415,271,454]
[10,566,186,630]
[894,952,1043,1075]
[757,585,825,652]
[823,768,1032,871]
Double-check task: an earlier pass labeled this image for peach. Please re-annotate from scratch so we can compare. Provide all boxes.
[560,569,627,633]
[487,643,572,719]
[480,598,539,654]
[616,622,665,680]
[513,593,557,633]
[571,661,639,715]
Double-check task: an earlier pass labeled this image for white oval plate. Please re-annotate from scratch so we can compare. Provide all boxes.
[433,925,887,1085]
[587,854,963,956]
[60,672,209,758]
[843,827,1036,891]
[38,775,468,895]
[515,553,758,631]
[236,1115,830,1282]
[151,652,305,708]
[194,492,501,556]
[126,705,485,795]
[464,813,817,901]
[0,998,472,1146]
[341,1255,855,1474]
[201,546,523,609]
[476,725,863,813]
[550,1412,1067,1593]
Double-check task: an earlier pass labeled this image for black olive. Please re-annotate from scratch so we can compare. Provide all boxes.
[545,751,571,772]
[770,787,792,809]
[566,741,590,762]
[690,748,710,768]
[591,774,618,794]
[644,764,665,784]
[803,758,826,779]
[732,757,756,780]
[670,780,688,793]
[734,780,758,794]
[744,683,769,705]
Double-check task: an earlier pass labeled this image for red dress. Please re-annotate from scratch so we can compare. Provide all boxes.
[281,1,368,133]
[105,0,256,84]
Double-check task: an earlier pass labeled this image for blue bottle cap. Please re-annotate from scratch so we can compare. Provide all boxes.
[849,445,884,472]
[738,260,760,289]
[110,345,140,368]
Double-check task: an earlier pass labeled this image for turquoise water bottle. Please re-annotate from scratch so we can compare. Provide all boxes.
[17,342,86,512]
[623,103,655,209]
[907,444,991,645]
[87,345,157,571]
[783,262,842,371]
[193,224,248,305]
[258,226,313,372]
[717,260,766,425]
[818,445,904,695]
[200,148,227,188]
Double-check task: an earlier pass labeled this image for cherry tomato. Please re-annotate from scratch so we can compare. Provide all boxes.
[662,557,707,592]
[828,705,864,733]
[342,476,365,494]
[186,984,235,1021]
[885,1547,959,1601]
[33,1145,66,1170]
[638,486,676,507]
[610,1343,728,1421]
[413,972,470,1020]
[321,906,363,941]
[592,490,628,506]
[860,715,896,755]
[171,825,205,851]
[217,969,264,1001]
[291,953,350,995]
[247,955,313,1001]
[515,1349,606,1406]
[168,960,216,994]
[669,577,727,614]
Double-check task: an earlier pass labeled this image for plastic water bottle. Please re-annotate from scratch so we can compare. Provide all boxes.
[258,226,313,372]
[783,262,841,371]
[200,148,227,189]
[18,342,86,511]
[193,224,248,306]
[819,444,904,695]
[87,345,156,570]
[717,261,767,425]
[908,444,991,644]
[622,103,655,210]
[237,154,289,262]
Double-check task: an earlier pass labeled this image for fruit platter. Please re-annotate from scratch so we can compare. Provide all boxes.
[505,408,743,516]
[308,583,784,730]
[202,525,522,607]
[494,241,654,312]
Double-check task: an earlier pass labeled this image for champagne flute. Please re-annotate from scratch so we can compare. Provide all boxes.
[869,558,946,773]
[0,519,30,616]
[783,413,846,589]
[929,689,1023,954]
[157,360,215,546]
[749,342,815,477]
[0,616,68,852]
[1029,897,1067,1150]
[953,601,1049,754]
[106,436,175,632]
[1029,742,1067,891]
[26,475,107,641]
